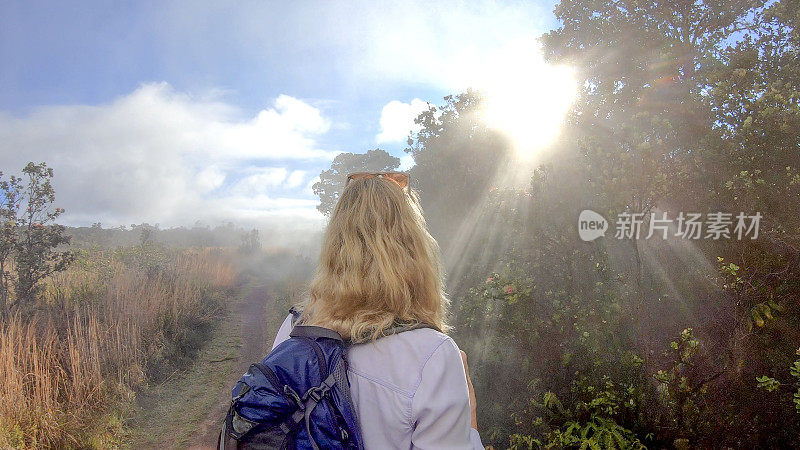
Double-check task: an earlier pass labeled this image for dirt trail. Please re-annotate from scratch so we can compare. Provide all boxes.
[126,282,286,449]
[187,284,280,449]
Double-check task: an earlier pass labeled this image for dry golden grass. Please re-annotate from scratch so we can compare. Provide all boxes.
[0,246,238,449]
[0,314,64,448]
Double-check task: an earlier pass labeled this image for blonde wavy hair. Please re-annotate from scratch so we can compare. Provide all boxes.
[297,174,450,343]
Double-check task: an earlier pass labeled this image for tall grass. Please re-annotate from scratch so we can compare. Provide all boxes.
[0,245,238,448]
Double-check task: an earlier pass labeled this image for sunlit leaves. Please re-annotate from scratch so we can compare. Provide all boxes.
[757,350,800,413]
[756,375,781,392]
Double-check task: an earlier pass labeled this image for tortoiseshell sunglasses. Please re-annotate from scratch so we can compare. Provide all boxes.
[345,172,409,189]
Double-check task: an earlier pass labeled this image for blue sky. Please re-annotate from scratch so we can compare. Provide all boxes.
[0,0,561,241]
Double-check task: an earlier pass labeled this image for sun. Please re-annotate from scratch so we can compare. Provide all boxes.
[450,38,579,160]
[481,61,577,159]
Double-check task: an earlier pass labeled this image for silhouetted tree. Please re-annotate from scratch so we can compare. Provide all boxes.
[313,149,400,216]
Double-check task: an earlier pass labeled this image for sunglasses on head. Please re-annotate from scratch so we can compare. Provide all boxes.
[346,172,410,189]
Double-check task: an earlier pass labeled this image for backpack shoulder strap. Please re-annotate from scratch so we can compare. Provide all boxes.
[382,322,442,337]
[290,325,344,342]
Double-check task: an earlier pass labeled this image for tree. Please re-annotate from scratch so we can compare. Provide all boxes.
[312,149,400,216]
[4,162,75,310]
[132,223,158,247]
[540,0,766,325]
[239,228,261,254]
[406,91,514,253]
[0,171,23,313]
[702,1,800,436]
[507,0,800,445]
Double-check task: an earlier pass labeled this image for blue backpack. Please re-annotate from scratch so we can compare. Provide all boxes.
[219,309,437,450]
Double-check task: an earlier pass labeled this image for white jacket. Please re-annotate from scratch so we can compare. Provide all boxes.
[272,314,485,450]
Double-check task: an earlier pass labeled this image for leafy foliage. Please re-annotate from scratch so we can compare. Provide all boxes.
[757,348,800,413]
[0,162,75,313]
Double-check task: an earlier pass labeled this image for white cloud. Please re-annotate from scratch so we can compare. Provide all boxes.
[285,170,307,189]
[376,98,429,143]
[0,82,333,231]
[229,168,309,195]
[231,167,289,196]
[195,165,226,193]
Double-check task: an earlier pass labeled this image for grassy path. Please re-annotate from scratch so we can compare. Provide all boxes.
[124,282,288,449]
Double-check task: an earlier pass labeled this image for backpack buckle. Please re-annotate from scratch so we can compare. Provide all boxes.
[304,385,330,404]
[284,385,305,410]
